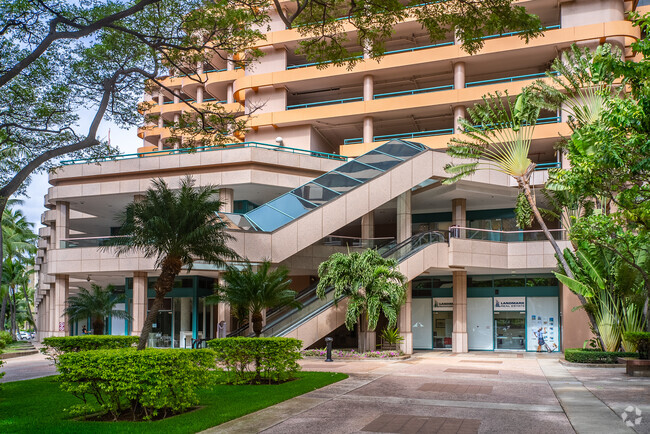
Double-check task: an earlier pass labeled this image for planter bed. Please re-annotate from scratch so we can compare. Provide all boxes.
[301,348,408,360]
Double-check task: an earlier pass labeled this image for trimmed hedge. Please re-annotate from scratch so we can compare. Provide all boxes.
[41,335,138,364]
[623,332,650,359]
[57,348,215,420]
[565,348,638,364]
[207,337,302,385]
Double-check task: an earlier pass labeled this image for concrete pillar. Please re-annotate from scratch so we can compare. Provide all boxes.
[131,272,147,336]
[157,138,164,151]
[220,188,234,213]
[54,201,69,249]
[396,191,412,243]
[157,92,164,106]
[227,54,235,71]
[53,275,69,336]
[173,90,180,104]
[158,116,164,129]
[363,116,374,143]
[363,75,374,101]
[453,62,465,90]
[180,297,192,347]
[452,197,466,238]
[197,61,204,74]
[226,84,234,104]
[452,270,468,353]
[399,282,413,354]
[361,211,375,240]
[453,106,466,133]
[196,86,204,104]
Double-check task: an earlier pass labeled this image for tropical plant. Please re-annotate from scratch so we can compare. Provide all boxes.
[63,284,130,335]
[209,261,301,337]
[380,327,404,350]
[113,176,238,349]
[317,249,407,336]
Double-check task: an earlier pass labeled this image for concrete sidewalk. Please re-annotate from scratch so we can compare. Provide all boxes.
[0,344,56,383]
[204,352,650,434]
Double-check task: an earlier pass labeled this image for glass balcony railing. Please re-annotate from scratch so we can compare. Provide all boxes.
[449,226,566,242]
[60,236,126,249]
[60,141,348,166]
[320,235,395,249]
[252,230,446,338]
[219,139,428,232]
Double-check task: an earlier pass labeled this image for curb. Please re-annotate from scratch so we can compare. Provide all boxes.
[1,350,39,360]
[559,359,625,369]
[302,355,411,362]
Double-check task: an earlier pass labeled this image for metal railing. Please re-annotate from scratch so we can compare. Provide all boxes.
[465,71,560,88]
[449,226,566,242]
[344,128,454,145]
[60,141,348,166]
[320,235,395,249]
[287,96,363,110]
[374,84,454,100]
[384,40,454,55]
[286,54,363,70]
[60,236,126,249]
[534,162,561,171]
[479,24,561,41]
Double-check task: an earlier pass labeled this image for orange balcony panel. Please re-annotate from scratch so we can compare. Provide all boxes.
[137,145,158,155]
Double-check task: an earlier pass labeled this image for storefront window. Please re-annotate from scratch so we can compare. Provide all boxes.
[527,297,559,352]
[173,297,193,348]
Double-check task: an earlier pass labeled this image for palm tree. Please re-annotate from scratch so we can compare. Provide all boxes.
[113,176,239,350]
[64,284,130,335]
[317,248,406,350]
[210,261,301,337]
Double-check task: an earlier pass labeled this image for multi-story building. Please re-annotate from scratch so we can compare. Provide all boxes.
[34,0,644,353]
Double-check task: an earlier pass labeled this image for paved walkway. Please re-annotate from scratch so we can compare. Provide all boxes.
[205,352,650,434]
[0,344,56,383]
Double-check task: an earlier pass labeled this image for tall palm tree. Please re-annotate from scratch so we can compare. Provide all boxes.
[210,261,301,337]
[64,284,130,335]
[444,89,604,347]
[113,176,239,350]
[317,249,406,338]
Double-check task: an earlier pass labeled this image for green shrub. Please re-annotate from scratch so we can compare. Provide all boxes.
[41,335,138,365]
[207,337,302,385]
[565,348,638,364]
[0,339,5,350]
[57,348,215,421]
[0,331,13,345]
[623,332,650,360]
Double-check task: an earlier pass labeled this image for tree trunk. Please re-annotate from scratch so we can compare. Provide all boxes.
[21,283,36,332]
[92,317,105,335]
[11,288,17,339]
[0,294,7,331]
[519,173,605,350]
[252,311,263,337]
[137,256,182,350]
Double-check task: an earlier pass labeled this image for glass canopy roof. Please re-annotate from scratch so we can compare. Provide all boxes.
[217,139,428,232]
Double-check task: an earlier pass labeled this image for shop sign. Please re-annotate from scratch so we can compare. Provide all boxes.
[433,297,453,311]
[494,297,526,311]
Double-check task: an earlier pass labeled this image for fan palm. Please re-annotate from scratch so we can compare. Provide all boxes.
[210,261,301,337]
[317,249,406,334]
[112,176,239,349]
[64,284,130,335]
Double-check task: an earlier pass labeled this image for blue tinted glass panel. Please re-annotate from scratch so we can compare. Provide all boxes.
[291,183,339,205]
[355,150,402,171]
[246,205,292,232]
[266,193,316,218]
[335,161,383,181]
[376,140,424,158]
[313,172,361,193]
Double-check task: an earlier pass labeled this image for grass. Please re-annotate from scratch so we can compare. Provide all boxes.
[0,371,347,433]
[2,342,34,354]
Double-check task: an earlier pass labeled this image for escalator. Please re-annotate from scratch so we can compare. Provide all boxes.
[229,231,446,342]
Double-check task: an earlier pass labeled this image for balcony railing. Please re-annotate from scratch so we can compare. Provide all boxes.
[465,71,560,88]
[344,127,453,145]
[449,226,566,242]
[60,141,348,166]
[384,40,454,55]
[287,96,363,110]
[479,24,561,41]
[320,235,395,249]
[535,162,561,171]
[60,236,125,249]
[374,84,454,100]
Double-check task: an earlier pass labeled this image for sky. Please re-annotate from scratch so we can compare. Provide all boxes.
[16,112,140,229]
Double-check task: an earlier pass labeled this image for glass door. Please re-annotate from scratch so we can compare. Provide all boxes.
[494,311,526,350]
[468,298,494,350]
[412,298,433,349]
[432,311,453,349]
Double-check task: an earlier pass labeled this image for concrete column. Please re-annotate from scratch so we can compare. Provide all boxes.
[452,270,468,353]
[453,106,466,133]
[196,86,204,104]
[157,92,164,106]
[197,61,204,74]
[54,201,69,249]
[158,116,164,129]
[180,297,192,347]
[363,75,374,101]
[220,188,234,213]
[452,197,466,238]
[363,116,374,143]
[399,282,413,354]
[157,138,164,151]
[53,275,69,336]
[227,54,235,71]
[453,62,465,90]
[361,211,375,239]
[396,191,412,243]
[226,84,234,104]
[131,272,147,336]
[173,90,180,104]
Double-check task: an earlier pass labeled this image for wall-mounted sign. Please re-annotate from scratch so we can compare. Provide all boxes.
[433,297,453,311]
[494,297,526,311]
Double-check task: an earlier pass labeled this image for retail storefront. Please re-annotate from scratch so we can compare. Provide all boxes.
[412,275,560,352]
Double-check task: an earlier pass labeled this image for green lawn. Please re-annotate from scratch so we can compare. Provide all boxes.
[0,372,347,433]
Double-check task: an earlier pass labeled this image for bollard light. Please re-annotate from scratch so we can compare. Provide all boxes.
[325,337,334,362]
